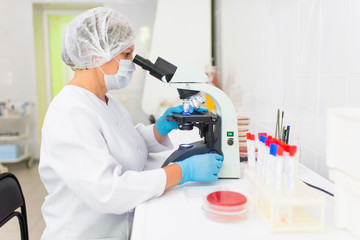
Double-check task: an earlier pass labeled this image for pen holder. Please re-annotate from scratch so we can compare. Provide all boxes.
[244,168,325,233]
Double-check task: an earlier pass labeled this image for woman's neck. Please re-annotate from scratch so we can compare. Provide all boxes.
[68,68,108,103]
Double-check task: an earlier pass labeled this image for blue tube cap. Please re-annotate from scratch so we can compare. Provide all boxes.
[260,135,267,143]
[270,143,278,156]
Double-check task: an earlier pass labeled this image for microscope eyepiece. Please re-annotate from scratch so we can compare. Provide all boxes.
[133,54,201,101]
[133,54,177,82]
[133,55,154,72]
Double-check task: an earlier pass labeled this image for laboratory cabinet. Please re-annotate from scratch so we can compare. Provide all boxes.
[0,114,33,170]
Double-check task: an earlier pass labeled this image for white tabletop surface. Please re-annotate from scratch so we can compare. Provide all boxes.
[130,129,358,240]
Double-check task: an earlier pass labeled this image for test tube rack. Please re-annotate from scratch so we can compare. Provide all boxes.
[244,168,325,233]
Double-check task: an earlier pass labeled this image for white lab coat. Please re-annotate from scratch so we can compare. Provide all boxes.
[39,85,172,240]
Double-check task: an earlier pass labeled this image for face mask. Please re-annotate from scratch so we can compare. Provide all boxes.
[99,59,136,91]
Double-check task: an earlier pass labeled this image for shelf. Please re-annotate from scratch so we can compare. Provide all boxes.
[0,114,29,120]
[0,152,32,164]
[0,111,32,168]
[0,134,29,142]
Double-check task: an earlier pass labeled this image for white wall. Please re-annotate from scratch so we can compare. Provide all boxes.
[215,0,360,179]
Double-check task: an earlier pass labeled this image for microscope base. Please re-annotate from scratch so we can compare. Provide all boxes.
[161,141,221,168]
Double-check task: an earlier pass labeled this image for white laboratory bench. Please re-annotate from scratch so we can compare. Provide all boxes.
[130,130,358,240]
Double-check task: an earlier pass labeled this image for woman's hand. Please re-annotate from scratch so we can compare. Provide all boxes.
[155,105,208,136]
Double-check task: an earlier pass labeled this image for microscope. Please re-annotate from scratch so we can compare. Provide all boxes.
[133,55,240,178]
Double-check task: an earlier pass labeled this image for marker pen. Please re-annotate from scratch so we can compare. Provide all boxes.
[285,125,290,144]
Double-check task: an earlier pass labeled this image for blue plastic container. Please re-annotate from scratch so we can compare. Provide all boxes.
[0,144,20,160]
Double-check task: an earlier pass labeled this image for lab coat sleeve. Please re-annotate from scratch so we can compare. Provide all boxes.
[41,105,166,215]
[135,123,174,153]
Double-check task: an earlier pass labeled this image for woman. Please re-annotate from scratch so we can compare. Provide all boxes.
[39,7,223,240]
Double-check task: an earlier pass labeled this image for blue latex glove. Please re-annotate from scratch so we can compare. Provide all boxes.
[176,153,224,185]
[156,105,209,136]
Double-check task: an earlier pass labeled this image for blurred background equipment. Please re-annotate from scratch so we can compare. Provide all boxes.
[327,108,360,239]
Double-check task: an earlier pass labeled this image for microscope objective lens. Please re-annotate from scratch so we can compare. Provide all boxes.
[197,93,207,104]
[191,97,201,109]
[182,99,190,115]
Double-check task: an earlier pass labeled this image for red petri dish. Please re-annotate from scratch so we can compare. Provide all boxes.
[207,191,247,206]
[203,191,248,222]
[205,191,247,213]
[202,205,248,222]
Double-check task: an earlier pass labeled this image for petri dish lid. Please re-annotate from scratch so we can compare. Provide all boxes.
[206,191,247,207]
[203,203,248,216]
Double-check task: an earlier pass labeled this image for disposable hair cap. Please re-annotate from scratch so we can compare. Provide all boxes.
[61,7,135,69]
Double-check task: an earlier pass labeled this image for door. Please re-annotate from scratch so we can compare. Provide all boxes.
[48,14,75,98]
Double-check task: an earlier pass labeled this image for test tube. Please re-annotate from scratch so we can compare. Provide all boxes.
[249,134,256,169]
[284,145,297,224]
[265,143,278,185]
[261,137,272,178]
[274,146,284,224]
[246,133,251,163]
[256,135,267,174]
[285,145,297,191]
[275,146,284,191]
[246,133,255,169]
[256,133,267,150]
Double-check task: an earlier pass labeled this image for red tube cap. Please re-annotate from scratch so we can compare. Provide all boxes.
[289,145,297,156]
[258,132,267,140]
[250,134,255,141]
